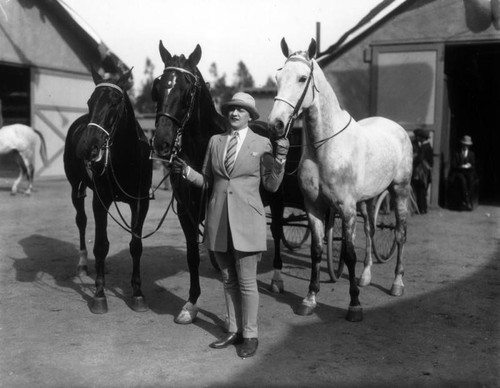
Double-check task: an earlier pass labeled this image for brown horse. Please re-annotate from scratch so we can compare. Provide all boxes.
[268,38,413,322]
[150,41,288,324]
[64,69,153,314]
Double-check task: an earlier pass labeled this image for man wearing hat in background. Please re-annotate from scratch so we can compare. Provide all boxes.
[449,135,477,210]
[411,128,434,214]
[172,92,289,359]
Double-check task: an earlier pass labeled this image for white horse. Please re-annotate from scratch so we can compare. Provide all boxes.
[0,124,48,195]
[268,38,413,322]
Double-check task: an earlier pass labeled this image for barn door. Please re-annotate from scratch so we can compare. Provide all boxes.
[31,68,93,177]
[371,43,445,207]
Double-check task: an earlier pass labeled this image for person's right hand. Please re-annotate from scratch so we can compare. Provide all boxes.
[171,156,188,176]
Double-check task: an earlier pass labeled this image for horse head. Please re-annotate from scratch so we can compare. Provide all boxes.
[268,38,317,138]
[151,41,202,161]
[76,68,133,163]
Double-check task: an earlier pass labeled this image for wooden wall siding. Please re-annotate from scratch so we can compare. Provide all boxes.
[321,0,500,120]
[0,1,97,74]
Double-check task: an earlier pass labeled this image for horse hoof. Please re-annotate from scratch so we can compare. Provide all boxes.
[345,305,363,322]
[270,279,284,294]
[10,191,17,196]
[174,302,198,324]
[90,297,108,314]
[296,303,315,316]
[130,296,149,312]
[390,284,404,296]
[76,265,88,276]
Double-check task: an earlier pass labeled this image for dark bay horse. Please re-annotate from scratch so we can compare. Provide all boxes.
[151,41,286,324]
[268,38,413,322]
[64,69,153,314]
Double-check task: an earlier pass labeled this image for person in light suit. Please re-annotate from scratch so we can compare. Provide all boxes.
[172,92,289,359]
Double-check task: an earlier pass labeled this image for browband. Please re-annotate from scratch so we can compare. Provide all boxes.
[95,82,124,94]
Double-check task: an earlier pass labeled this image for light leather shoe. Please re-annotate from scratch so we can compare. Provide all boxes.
[237,338,258,358]
[209,332,243,349]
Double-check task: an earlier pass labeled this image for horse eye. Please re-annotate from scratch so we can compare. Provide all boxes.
[299,76,307,82]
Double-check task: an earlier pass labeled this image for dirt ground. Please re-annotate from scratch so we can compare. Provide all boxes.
[0,173,498,388]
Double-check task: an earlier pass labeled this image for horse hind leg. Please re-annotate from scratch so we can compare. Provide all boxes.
[10,152,24,195]
[270,193,285,293]
[390,184,409,297]
[358,199,375,287]
[72,183,89,276]
[296,208,324,316]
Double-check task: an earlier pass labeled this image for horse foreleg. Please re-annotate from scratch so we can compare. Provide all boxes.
[129,199,150,312]
[270,194,284,293]
[343,206,363,322]
[175,207,200,324]
[90,195,111,314]
[296,210,324,316]
[71,184,88,276]
[358,199,375,287]
[391,186,409,296]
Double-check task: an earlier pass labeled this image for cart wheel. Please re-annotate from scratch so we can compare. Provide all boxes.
[326,210,344,282]
[373,190,397,263]
[209,250,220,271]
[282,206,310,251]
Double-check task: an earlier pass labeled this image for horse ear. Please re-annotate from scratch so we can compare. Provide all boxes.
[91,67,103,84]
[117,68,134,90]
[307,38,317,59]
[188,44,202,67]
[159,40,173,64]
[280,38,289,58]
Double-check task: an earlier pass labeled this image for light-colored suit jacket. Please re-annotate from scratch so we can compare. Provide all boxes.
[186,129,284,252]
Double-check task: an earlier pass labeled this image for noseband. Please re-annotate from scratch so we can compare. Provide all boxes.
[87,82,125,175]
[274,56,318,138]
[153,66,201,163]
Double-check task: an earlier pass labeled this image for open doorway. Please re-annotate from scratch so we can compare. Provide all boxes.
[0,64,31,177]
[444,43,500,205]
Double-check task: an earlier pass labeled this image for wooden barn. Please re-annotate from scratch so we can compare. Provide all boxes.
[315,0,500,207]
[0,0,128,179]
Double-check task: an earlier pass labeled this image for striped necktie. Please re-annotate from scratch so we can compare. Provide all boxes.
[224,132,239,175]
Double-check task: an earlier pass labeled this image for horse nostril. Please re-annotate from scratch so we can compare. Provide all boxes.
[275,120,284,132]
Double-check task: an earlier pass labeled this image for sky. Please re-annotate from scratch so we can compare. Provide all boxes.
[61,0,381,92]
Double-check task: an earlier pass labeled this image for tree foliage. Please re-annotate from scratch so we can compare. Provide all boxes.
[134,57,156,113]
[133,58,270,114]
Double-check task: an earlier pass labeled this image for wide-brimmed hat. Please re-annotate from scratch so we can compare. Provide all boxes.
[460,135,473,146]
[221,92,259,120]
[413,129,430,139]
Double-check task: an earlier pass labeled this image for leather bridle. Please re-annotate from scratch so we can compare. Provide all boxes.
[274,55,318,138]
[152,66,201,163]
[87,82,125,175]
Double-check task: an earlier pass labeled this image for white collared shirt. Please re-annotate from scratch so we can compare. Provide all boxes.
[223,126,248,162]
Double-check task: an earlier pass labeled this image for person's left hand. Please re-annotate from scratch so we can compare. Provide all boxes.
[273,137,290,160]
[171,156,188,176]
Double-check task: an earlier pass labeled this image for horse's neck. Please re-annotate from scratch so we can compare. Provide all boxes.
[184,91,223,168]
[304,68,350,148]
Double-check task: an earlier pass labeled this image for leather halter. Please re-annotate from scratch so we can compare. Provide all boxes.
[153,66,201,163]
[274,55,317,138]
[87,82,125,175]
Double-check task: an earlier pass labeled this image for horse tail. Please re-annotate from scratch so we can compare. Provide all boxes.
[33,128,48,166]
